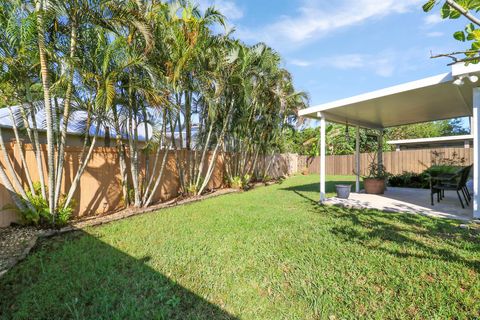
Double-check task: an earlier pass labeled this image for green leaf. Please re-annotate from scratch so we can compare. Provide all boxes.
[450,10,462,19]
[466,23,475,33]
[422,0,436,12]
[471,41,480,50]
[441,2,451,18]
[454,31,466,41]
[471,29,480,40]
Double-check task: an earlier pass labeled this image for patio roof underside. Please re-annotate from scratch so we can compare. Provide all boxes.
[299,72,476,129]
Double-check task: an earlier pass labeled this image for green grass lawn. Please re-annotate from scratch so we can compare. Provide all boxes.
[1,175,479,319]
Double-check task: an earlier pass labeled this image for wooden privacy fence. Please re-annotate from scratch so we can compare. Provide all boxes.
[1,145,470,227]
[298,147,474,176]
[0,143,293,227]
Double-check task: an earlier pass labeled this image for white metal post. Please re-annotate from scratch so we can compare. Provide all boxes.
[473,88,480,219]
[377,130,383,172]
[319,115,326,202]
[355,126,360,193]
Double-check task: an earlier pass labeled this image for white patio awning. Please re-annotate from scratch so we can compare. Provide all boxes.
[301,62,480,219]
[387,135,473,146]
[299,64,480,129]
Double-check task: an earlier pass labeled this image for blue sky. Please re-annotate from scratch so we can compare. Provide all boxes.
[199,0,469,107]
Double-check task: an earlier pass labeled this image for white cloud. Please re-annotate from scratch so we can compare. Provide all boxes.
[197,0,244,21]
[312,48,429,77]
[426,31,444,37]
[423,14,443,26]
[327,54,366,70]
[289,59,312,67]
[236,0,423,48]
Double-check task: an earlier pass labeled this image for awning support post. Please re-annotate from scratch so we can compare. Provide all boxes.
[319,114,326,203]
[355,126,360,193]
[473,88,480,219]
[377,130,383,174]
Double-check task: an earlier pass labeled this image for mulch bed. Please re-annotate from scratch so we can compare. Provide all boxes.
[0,226,40,277]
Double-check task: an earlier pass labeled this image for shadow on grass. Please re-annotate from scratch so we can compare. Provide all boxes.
[282,181,356,194]
[328,207,480,270]
[283,181,480,271]
[0,231,238,320]
[280,180,358,208]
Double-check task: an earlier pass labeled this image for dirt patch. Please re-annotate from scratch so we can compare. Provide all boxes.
[0,226,40,277]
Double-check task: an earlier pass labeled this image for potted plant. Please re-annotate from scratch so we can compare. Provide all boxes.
[363,159,388,194]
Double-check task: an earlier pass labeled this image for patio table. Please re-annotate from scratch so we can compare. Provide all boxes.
[431,173,457,183]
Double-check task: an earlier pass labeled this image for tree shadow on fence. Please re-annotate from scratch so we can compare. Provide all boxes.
[0,231,238,320]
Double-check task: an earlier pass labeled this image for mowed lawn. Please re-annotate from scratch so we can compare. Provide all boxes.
[1,175,479,319]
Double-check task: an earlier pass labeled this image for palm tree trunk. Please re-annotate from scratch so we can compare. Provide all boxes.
[35,0,56,216]
[142,112,167,204]
[112,107,129,207]
[54,21,78,208]
[142,145,161,204]
[168,111,185,193]
[185,91,193,186]
[263,150,276,180]
[198,100,235,195]
[173,109,186,192]
[0,127,29,201]
[63,123,100,209]
[26,102,47,199]
[197,134,222,195]
[247,147,260,177]
[195,122,213,187]
[8,107,35,194]
[143,145,170,207]
[142,106,150,188]
[127,105,141,207]
[0,162,26,212]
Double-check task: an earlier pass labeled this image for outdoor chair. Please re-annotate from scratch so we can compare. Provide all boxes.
[431,165,472,209]
[429,167,462,206]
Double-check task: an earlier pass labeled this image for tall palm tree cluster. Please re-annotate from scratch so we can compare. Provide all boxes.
[0,0,307,225]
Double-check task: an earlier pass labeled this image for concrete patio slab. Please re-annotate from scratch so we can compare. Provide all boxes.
[325,187,473,221]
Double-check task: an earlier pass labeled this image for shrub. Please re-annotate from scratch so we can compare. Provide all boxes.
[388,165,462,189]
[424,165,461,177]
[17,182,74,227]
[229,176,243,189]
[228,174,251,190]
[388,171,429,189]
[364,156,389,179]
[262,174,272,182]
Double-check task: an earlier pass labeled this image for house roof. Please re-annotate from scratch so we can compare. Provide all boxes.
[0,102,197,142]
[298,63,480,129]
[0,104,152,141]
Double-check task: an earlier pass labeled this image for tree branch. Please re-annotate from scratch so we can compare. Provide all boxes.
[446,0,480,26]
[430,49,480,65]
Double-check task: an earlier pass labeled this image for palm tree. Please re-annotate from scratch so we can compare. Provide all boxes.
[34,0,57,216]
[0,0,310,221]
